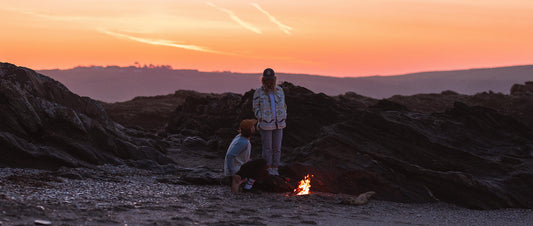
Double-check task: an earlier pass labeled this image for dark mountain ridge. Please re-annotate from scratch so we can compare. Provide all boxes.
[39,64,533,102]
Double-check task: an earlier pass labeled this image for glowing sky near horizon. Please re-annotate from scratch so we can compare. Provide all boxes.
[1,0,533,77]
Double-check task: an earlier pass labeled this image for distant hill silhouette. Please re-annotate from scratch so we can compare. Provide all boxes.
[38,65,533,102]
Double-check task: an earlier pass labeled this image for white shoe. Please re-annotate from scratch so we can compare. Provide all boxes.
[244,179,255,190]
[267,168,275,175]
[272,168,279,176]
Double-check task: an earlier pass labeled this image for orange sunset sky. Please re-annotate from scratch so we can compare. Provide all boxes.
[1,0,533,77]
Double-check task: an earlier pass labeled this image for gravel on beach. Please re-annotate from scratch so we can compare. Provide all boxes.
[1,165,532,225]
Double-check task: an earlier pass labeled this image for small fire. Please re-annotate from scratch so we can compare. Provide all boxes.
[294,174,312,195]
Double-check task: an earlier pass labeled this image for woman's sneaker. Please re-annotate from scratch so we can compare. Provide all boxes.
[272,168,279,176]
[267,168,274,175]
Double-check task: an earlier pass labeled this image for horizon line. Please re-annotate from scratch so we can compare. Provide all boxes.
[31,63,533,79]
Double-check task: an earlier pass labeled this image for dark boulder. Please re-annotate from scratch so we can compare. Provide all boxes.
[511,81,533,96]
[0,62,174,169]
[284,102,533,209]
[388,85,533,129]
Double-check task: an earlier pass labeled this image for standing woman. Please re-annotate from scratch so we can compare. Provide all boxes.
[253,68,287,176]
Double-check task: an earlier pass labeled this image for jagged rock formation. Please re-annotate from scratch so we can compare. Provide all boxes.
[163,83,376,156]
[101,91,193,131]
[284,102,533,209]
[10,62,532,210]
[162,82,533,209]
[511,81,533,96]
[389,82,533,129]
[0,62,174,169]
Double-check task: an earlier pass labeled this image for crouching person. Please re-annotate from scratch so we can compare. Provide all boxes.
[231,158,268,193]
[224,119,268,193]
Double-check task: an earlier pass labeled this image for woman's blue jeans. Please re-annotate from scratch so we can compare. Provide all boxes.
[260,128,283,167]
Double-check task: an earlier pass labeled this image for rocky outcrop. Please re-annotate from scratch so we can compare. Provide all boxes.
[101,91,195,131]
[163,81,533,209]
[11,63,532,210]
[389,85,533,129]
[511,81,533,96]
[0,62,174,169]
[283,102,533,209]
[164,82,376,157]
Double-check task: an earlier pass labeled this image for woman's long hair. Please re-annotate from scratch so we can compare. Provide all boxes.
[261,77,276,92]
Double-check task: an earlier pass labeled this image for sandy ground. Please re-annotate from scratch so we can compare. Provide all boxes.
[1,166,532,226]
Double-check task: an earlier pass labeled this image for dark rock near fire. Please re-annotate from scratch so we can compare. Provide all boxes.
[283,101,533,209]
[254,175,294,193]
[0,62,174,169]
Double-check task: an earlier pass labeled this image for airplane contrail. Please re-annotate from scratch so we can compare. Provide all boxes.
[250,2,293,35]
[100,30,232,55]
[205,1,262,34]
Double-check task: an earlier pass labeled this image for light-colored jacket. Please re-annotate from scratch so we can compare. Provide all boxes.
[253,86,287,130]
[224,134,251,176]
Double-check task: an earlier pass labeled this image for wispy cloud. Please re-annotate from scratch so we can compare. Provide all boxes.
[205,1,262,34]
[102,29,311,63]
[250,3,293,35]
[100,30,232,55]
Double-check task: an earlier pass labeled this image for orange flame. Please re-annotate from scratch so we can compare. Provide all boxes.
[294,174,312,195]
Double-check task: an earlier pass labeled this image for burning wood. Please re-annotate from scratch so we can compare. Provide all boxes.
[293,174,312,195]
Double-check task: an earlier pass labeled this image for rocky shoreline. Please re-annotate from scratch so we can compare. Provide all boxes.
[1,165,533,225]
[2,62,533,224]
